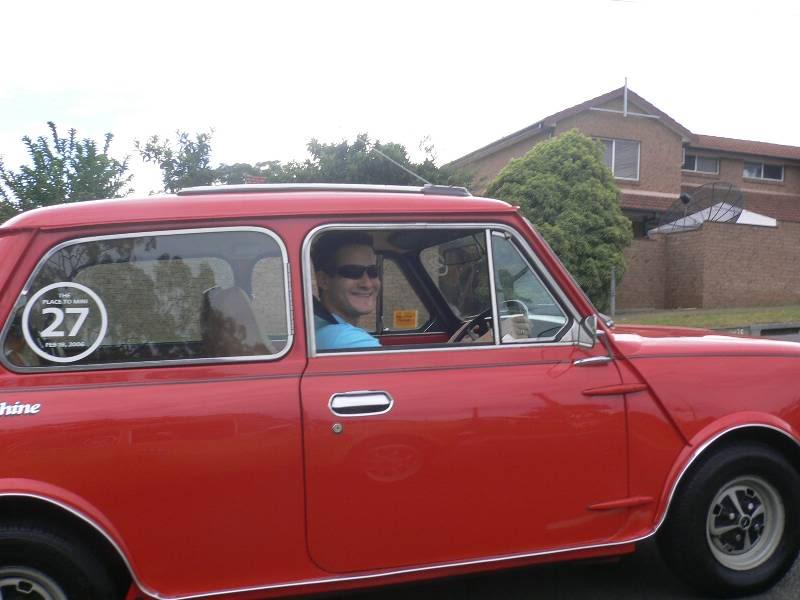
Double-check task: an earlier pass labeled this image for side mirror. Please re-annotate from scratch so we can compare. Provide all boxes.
[577,314,598,348]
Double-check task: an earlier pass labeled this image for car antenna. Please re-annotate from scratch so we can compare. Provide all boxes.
[369,143,432,185]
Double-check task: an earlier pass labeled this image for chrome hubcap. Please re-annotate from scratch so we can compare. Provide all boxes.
[0,568,68,600]
[706,475,784,570]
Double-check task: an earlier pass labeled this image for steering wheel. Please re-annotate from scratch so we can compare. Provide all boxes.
[448,307,492,343]
[448,300,531,343]
[500,299,529,320]
[536,324,562,338]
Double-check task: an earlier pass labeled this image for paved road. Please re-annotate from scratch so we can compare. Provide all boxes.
[327,539,800,599]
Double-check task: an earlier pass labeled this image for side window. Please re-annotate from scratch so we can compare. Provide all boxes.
[490,232,568,342]
[308,226,572,353]
[2,228,290,369]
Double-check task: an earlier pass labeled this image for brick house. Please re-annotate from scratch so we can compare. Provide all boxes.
[447,87,800,309]
[448,86,800,236]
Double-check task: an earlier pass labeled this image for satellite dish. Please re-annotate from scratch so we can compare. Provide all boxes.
[649,182,744,235]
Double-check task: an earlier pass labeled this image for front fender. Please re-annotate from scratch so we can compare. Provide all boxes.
[652,414,800,531]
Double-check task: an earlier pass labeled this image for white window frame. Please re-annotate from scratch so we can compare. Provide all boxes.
[682,153,720,175]
[597,138,640,181]
[743,161,784,182]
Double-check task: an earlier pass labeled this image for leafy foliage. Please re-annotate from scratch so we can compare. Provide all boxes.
[0,201,17,223]
[137,131,216,193]
[289,134,472,186]
[0,122,132,220]
[291,135,420,184]
[485,129,632,310]
[140,131,472,190]
[215,161,286,185]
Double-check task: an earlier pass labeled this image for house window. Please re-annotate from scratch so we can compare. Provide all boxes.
[744,162,784,181]
[598,138,639,180]
[682,154,719,174]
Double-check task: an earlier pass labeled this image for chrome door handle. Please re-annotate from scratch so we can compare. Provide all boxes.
[329,391,394,416]
[573,356,613,367]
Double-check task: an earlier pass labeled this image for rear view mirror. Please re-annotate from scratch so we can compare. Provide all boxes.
[442,243,483,266]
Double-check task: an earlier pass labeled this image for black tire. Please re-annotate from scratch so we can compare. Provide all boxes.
[0,520,122,599]
[658,442,800,597]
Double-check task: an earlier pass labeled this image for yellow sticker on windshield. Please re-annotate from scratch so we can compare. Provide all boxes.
[393,310,418,329]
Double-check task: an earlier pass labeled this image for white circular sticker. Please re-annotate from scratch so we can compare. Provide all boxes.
[21,282,108,364]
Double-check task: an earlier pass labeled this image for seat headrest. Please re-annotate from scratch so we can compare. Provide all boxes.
[202,286,277,357]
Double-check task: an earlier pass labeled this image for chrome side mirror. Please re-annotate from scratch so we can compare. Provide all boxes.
[577,314,598,348]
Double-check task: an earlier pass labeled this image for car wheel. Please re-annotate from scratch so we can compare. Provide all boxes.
[659,442,800,597]
[0,521,123,599]
[0,566,68,600]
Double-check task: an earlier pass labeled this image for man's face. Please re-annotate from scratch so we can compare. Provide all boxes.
[317,244,380,325]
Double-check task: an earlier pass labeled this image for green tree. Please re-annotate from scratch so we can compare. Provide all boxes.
[215,161,286,184]
[138,130,471,193]
[137,130,216,192]
[0,201,17,223]
[485,129,632,310]
[0,122,132,219]
[289,134,471,186]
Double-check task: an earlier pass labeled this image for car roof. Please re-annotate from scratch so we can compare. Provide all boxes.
[2,184,515,230]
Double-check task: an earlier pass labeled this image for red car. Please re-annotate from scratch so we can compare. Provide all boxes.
[0,184,798,600]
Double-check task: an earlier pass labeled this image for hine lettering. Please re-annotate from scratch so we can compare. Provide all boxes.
[0,402,41,417]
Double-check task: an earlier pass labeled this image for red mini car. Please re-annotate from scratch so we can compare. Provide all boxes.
[0,184,799,599]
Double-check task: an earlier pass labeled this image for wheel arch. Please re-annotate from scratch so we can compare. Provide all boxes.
[655,423,800,533]
[0,494,133,593]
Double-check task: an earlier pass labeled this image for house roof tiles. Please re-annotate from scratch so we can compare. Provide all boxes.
[618,192,676,212]
[690,135,800,162]
[449,87,691,167]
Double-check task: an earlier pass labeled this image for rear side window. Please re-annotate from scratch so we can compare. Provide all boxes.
[2,227,290,370]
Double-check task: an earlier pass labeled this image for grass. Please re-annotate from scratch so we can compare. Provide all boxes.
[614,305,800,329]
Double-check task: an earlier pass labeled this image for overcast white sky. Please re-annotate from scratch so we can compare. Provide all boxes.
[1,0,798,194]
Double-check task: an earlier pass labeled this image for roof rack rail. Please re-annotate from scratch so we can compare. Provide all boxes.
[177,183,472,197]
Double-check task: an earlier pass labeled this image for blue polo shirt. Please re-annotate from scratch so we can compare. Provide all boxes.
[314,313,381,351]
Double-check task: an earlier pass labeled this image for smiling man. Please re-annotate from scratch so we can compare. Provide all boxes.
[312,231,381,351]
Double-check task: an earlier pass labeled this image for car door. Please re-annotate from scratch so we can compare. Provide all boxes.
[0,226,309,597]
[300,225,628,573]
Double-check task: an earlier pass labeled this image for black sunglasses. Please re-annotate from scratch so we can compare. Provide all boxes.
[332,264,379,279]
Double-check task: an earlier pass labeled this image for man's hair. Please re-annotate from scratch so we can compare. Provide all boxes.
[311,231,374,274]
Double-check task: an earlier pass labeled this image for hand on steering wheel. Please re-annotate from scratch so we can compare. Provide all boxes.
[448,301,531,343]
[448,307,492,343]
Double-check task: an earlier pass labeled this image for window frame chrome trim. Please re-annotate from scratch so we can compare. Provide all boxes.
[302,222,580,358]
[0,226,294,373]
[485,230,501,345]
